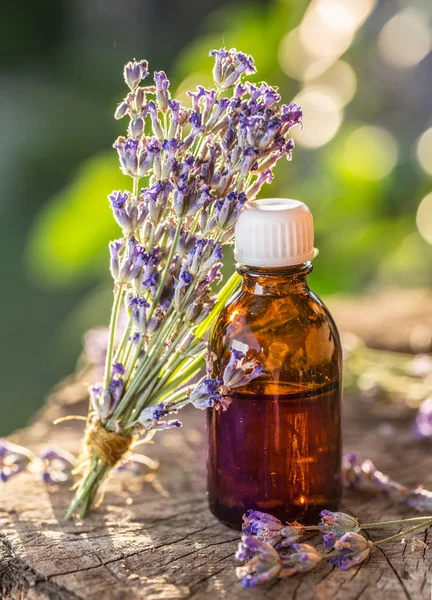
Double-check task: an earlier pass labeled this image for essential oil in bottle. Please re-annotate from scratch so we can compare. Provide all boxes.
[207,198,342,529]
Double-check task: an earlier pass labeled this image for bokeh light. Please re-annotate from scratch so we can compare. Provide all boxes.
[377,9,431,69]
[300,0,376,59]
[416,192,432,244]
[279,0,376,82]
[306,60,357,107]
[343,125,398,180]
[416,128,432,176]
[278,28,334,81]
[293,89,343,148]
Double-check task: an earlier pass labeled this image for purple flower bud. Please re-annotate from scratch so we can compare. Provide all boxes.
[129,117,144,139]
[189,111,203,134]
[0,440,33,483]
[154,71,170,112]
[240,146,258,177]
[114,137,140,176]
[129,295,149,334]
[111,362,125,376]
[41,446,75,485]
[329,532,373,570]
[257,117,281,150]
[210,48,255,90]
[281,102,303,129]
[214,191,248,231]
[241,510,304,548]
[89,383,104,414]
[109,239,124,279]
[161,138,180,180]
[135,87,146,109]
[235,536,283,587]
[114,101,129,120]
[138,403,182,431]
[187,86,206,112]
[124,60,149,90]
[189,376,225,410]
[318,510,360,547]
[143,100,164,141]
[223,348,264,388]
[108,191,131,230]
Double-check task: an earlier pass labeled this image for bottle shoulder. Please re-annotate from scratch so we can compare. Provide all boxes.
[212,287,339,342]
[209,287,341,394]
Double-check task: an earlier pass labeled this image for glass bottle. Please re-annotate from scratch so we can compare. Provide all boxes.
[207,198,342,529]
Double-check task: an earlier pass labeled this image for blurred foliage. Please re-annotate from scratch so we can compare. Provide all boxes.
[26,154,128,287]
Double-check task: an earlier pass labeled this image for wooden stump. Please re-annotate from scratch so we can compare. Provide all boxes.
[1,291,432,599]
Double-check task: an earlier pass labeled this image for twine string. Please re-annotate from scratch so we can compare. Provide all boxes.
[85,420,133,467]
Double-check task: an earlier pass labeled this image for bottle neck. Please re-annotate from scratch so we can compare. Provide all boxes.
[238,262,313,296]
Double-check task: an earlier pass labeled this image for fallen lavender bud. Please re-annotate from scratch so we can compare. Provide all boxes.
[0,440,33,482]
[328,532,373,570]
[242,510,304,548]
[235,536,321,587]
[41,447,75,485]
[318,510,360,549]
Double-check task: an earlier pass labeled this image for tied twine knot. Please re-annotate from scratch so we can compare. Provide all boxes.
[85,420,133,466]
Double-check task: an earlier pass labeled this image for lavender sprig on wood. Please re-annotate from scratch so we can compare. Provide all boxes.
[65,48,302,519]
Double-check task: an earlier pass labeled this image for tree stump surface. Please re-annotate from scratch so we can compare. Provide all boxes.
[1,290,432,600]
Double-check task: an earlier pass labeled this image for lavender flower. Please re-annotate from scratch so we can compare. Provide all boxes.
[210,48,256,90]
[124,60,149,90]
[41,447,75,485]
[236,537,321,587]
[114,137,141,176]
[108,190,148,232]
[154,71,170,112]
[242,510,304,548]
[129,295,150,334]
[329,532,373,570]
[213,191,247,234]
[318,510,360,549]
[281,103,303,130]
[414,396,432,439]
[112,238,149,283]
[138,403,182,431]
[235,536,283,587]
[189,348,264,411]
[0,440,33,482]
[189,377,224,410]
[222,349,265,388]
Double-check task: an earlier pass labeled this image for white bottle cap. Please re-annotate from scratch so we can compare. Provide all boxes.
[234,198,316,267]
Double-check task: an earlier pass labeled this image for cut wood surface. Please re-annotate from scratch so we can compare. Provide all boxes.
[1,290,432,600]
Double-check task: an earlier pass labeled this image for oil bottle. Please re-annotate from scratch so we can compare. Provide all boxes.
[207,198,342,529]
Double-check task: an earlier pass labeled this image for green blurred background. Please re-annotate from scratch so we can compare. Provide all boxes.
[1,0,431,435]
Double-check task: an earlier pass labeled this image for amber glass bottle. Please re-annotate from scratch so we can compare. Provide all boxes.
[207,199,342,529]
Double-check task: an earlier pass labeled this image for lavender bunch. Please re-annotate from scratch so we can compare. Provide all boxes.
[236,508,432,587]
[65,49,302,519]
